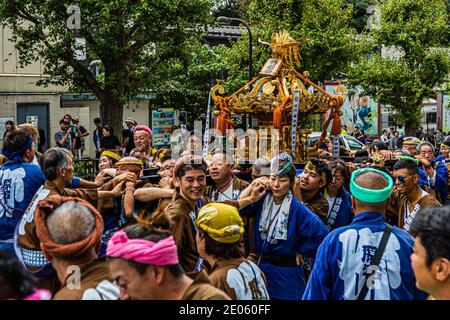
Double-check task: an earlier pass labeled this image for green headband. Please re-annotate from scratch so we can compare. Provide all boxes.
[350,168,393,203]
[395,155,419,165]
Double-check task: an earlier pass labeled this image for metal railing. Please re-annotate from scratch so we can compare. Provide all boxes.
[73,158,99,181]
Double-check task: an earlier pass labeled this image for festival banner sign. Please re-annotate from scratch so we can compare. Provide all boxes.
[442,94,450,134]
[324,83,380,135]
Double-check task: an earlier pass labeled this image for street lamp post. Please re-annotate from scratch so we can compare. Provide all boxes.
[217,16,253,130]
[89,60,102,77]
[216,16,253,81]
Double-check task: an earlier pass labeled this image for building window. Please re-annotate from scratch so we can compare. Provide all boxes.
[426,112,436,123]
[388,114,396,127]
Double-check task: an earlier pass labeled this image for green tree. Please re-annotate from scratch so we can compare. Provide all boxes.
[149,37,224,123]
[347,0,450,133]
[216,0,367,94]
[345,0,377,33]
[0,0,212,134]
[211,0,240,19]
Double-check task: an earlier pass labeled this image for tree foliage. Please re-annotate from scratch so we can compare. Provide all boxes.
[347,0,450,132]
[345,0,377,33]
[149,37,224,123]
[0,0,213,134]
[211,0,240,19]
[216,0,368,95]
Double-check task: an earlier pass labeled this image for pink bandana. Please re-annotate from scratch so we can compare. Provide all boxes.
[23,289,52,300]
[133,125,153,139]
[106,231,179,266]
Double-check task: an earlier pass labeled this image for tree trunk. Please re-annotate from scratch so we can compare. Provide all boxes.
[100,95,124,142]
[405,122,415,136]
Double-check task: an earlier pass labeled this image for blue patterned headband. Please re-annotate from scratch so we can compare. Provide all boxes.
[1,136,33,162]
[270,152,294,176]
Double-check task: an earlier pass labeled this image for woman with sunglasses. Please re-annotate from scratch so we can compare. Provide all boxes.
[386,156,441,232]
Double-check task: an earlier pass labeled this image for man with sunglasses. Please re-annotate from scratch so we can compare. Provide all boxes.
[386,157,440,232]
[303,167,427,300]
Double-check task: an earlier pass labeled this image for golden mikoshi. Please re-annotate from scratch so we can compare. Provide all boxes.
[211,30,347,162]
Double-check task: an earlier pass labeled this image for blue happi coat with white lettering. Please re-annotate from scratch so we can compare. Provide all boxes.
[418,160,447,204]
[326,186,354,231]
[302,212,427,300]
[240,193,328,300]
[0,161,45,253]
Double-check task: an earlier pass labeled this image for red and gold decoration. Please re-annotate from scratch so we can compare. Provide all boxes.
[211,30,347,161]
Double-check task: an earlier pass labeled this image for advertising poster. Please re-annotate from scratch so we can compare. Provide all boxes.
[442,94,450,134]
[26,115,39,128]
[152,108,187,148]
[324,83,380,135]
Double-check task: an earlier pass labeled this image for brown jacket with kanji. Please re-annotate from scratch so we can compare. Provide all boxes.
[207,258,269,300]
[18,180,98,270]
[53,258,111,300]
[182,271,231,300]
[386,188,441,228]
[205,176,249,201]
[165,191,209,272]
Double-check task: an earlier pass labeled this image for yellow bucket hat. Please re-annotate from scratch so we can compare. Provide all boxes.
[197,203,244,244]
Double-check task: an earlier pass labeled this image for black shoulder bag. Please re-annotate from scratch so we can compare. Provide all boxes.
[357,223,393,300]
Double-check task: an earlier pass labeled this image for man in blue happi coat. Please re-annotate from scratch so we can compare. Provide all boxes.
[416,142,447,205]
[0,130,45,254]
[303,167,427,300]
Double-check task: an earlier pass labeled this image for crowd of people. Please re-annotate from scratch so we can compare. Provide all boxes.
[0,116,449,301]
[343,124,447,151]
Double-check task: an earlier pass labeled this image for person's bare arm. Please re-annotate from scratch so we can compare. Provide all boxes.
[57,131,70,146]
[236,182,267,209]
[102,168,117,177]
[238,176,269,199]
[79,129,89,137]
[77,175,108,189]
[292,177,303,202]
[122,137,129,148]
[98,182,124,199]
[134,187,174,202]
[124,181,135,218]
[238,184,253,200]
[112,172,136,187]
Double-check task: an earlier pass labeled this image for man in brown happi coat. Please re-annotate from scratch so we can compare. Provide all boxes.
[386,157,440,232]
[35,196,112,300]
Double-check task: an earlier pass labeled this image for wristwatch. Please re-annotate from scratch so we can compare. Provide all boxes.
[425,164,432,169]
